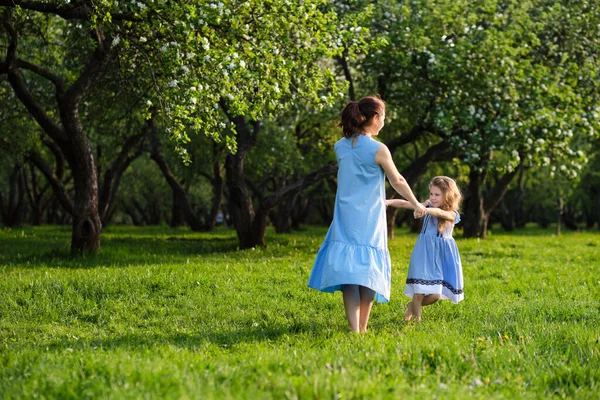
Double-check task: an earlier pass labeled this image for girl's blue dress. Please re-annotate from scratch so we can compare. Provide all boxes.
[404,210,464,304]
[308,134,391,302]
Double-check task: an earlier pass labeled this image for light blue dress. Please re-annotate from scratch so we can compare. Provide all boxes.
[308,134,391,303]
[404,209,464,304]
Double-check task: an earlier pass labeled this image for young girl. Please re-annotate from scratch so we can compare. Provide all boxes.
[386,176,464,322]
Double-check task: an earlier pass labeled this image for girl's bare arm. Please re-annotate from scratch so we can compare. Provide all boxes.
[426,207,457,221]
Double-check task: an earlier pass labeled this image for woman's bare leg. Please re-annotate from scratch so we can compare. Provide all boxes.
[342,285,361,333]
[358,286,376,333]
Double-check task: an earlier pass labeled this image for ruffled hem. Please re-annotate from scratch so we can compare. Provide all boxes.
[308,240,391,303]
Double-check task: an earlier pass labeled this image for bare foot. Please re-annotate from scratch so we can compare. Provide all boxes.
[404,302,413,321]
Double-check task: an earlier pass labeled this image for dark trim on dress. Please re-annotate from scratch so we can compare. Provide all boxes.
[406,278,464,295]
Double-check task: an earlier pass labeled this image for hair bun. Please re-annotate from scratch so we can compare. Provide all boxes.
[338,96,385,138]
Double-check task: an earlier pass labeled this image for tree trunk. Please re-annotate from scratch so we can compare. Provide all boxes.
[3,21,112,253]
[291,194,311,230]
[23,162,46,225]
[170,191,187,227]
[206,143,224,231]
[98,132,145,226]
[221,100,337,247]
[148,120,202,231]
[463,163,522,239]
[270,199,294,233]
[67,120,102,253]
[556,190,563,236]
[497,200,516,232]
[0,165,26,227]
[463,168,488,238]
[226,146,262,248]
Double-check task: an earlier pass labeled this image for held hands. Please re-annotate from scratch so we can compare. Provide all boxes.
[413,203,427,219]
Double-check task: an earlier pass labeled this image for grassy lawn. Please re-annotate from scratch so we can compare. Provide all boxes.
[0,225,599,399]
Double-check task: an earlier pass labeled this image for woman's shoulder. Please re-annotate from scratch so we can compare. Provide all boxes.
[334,137,350,152]
[363,135,385,153]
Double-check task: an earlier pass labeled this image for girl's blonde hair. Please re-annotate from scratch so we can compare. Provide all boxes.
[429,176,462,232]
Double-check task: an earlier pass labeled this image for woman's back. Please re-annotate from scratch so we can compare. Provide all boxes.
[330,134,387,248]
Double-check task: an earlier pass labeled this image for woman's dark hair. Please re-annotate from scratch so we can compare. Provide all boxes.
[338,96,386,138]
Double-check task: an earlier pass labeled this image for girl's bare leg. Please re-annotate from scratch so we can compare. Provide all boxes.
[404,302,413,321]
[422,294,440,306]
[412,294,425,321]
[411,294,440,322]
[358,286,376,333]
[342,285,361,333]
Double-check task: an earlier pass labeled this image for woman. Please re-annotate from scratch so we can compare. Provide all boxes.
[308,96,426,333]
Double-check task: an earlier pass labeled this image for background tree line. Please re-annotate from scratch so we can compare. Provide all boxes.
[1,0,598,253]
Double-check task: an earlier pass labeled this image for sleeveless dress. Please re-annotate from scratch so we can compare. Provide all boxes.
[308,134,391,303]
[404,210,464,304]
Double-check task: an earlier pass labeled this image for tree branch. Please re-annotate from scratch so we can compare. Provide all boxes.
[335,47,355,101]
[16,59,65,94]
[2,14,68,145]
[261,162,338,210]
[8,69,69,145]
[99,132,145,221]
[385,124,427,154]
[63,37,113,108]
[483,164,524,215]
[0,9,18,73]
[27,150,73,214]
[43,139,66,178]
[0,0,138,21]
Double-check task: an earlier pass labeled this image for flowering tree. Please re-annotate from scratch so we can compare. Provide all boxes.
[0,0,349,252]
[351,0,600,237]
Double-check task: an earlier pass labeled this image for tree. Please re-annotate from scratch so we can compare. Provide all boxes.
[0,0,349,252]
[346,0,600,238]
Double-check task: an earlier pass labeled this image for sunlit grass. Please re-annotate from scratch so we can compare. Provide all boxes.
[0,225,598,398]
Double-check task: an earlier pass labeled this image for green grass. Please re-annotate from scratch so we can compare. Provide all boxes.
[1,225,599,399]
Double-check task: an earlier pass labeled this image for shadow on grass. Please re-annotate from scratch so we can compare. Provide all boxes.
[0,233,239,269]
[0,224,324,269]
[42,322,327,352]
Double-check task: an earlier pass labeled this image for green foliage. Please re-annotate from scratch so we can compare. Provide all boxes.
[358,0,600,175]
[91,0,350,162]
[1,226,599,398]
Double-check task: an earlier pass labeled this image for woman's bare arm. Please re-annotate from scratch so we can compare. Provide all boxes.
[386,199,427,210]
[376,144,426,216]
